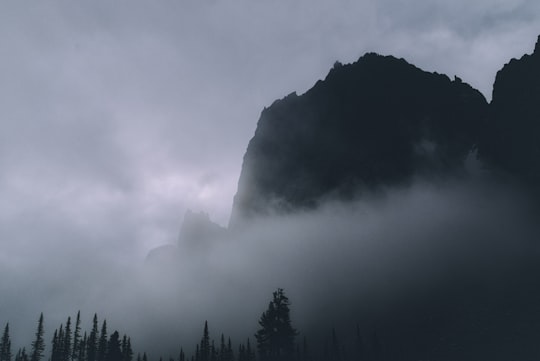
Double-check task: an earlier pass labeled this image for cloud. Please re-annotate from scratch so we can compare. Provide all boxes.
[0,1,539,359]
[8,177,524,358]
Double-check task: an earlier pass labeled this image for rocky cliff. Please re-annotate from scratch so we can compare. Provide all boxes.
[479,35,540,183]
[231,35,540,225]
[231,54,488,224]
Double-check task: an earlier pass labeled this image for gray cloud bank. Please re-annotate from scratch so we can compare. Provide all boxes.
[3,175,539,360]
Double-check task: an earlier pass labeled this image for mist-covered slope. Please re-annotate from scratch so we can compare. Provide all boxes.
[231,35,540,225]
[231,53,488,224]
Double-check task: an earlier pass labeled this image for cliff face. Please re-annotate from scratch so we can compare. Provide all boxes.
[479,35,540,182]
[231,35,540,225]
[231,54,488,224]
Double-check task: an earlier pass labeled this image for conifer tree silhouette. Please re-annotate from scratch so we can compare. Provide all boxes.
[106,331,122,361]
[0,323,12,361]
[30,314,45,361]
[72,313,82,361]
[87,315,99,361]
[199,322,210,361]
[64,317,72,361]
[97,321,107,361]
[255,289,297,361]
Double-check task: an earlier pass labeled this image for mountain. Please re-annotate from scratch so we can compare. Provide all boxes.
[230,35,540,225]
[231,53,489,224]
[479,35,540,183]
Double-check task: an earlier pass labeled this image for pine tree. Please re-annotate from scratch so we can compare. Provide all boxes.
[126,339,132,361]
[0,323,12,361]
[72,312,82,361]
[226,338,233,361]
[64,318,72,361]
[87,315,99,361]
[51,330,60,361]
[58,324,65,361]
[209,342,216,361]
[30,314,45,361]
[15,348,28,361]
[97,321,107,361]
[255,289,297,361]
[106,331,122,361]
[121,336,132,361]
[200,322,210,361]
[218,335,225,361]
[79,333,87,361]
[121,337,126,361]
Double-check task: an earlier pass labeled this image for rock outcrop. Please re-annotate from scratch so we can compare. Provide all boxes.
[479,35,540,183]
[231,35,540,225]
[231,54,489,224]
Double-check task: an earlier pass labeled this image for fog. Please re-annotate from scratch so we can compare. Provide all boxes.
[2,174,539,359]
[1,1,540,360]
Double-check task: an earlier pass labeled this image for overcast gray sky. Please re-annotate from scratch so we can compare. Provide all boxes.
[1,0,539,253]
[1,0,540,354]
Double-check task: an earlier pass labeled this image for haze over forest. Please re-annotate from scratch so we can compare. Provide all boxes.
[1,2,540,361]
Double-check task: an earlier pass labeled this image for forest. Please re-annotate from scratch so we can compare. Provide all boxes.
[0,289,383,361]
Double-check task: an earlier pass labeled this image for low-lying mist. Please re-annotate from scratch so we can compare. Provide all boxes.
[2,176,540,360]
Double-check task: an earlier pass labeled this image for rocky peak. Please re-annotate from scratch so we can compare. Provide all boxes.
[230,52,488,225]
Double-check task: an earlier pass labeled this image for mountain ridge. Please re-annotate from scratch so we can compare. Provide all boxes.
[231,52,492,225]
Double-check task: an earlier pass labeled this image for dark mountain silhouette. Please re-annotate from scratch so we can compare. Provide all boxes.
[231,54,488,224]
[231,35,540,225]
[479,35,540,183]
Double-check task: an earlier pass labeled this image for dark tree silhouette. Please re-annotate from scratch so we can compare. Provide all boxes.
[245,339,255,361]
[210,341,217,361]
[121,335,132,361]
[72,312,82,361]
[64,317,72,361]
[200,322,210,361]
[30,314,45,361]
[0,323,12,361]
[87,315,99,361]
[106,331,122,361]
[78,333,87,361]
[14,348,28,361]
[97,321,107,361]
[225,339,233,361]
[255,288,297,361]
[51,330,60,361]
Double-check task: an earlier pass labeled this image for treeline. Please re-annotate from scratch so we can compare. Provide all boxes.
[0,289,385,361]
